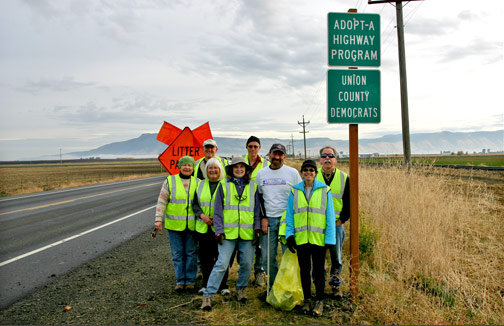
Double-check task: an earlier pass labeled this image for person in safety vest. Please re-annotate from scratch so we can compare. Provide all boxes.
[200,156,261,311]
[285,159,336,317]
[154,156,199,293]
[192,158,230,296]
[193,139,227,180]
[244,136,270,287]
[317,146,349,298]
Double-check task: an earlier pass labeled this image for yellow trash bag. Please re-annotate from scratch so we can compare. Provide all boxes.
[266,250,304,311]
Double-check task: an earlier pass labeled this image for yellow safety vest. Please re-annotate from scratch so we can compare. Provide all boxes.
[195,179,219,233]
[221,180,257,240]
[164,175,198,231]
[194,156,228,178]
[244,154,270,180]
[292,186,329,246]
[316,168,347,220]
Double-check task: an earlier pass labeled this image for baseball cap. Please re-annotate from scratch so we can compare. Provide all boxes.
[203,139,217,147]
[269,143,286,154]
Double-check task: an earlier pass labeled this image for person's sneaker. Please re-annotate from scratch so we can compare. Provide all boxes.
[254,270,265,287]
[301,299,312,315]
[236,288,248,302]
[185,284,195,292]
[220,288,231,296]
[200,296,212,311]
[198,287,206,295]
[312,300,324,317]
[174,284,184,293]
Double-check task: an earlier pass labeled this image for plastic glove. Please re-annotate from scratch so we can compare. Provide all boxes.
[287,236,296,253]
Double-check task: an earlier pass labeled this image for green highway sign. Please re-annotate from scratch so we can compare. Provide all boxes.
[328,12,380,67]
[327,69,380,123]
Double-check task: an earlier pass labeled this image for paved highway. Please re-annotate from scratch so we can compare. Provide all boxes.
[0,175,166,308]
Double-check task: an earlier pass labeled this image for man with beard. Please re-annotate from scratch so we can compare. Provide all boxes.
[316,146,350,298]
[256,143,301,286]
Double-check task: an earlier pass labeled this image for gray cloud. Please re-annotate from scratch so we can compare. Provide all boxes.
[50,95,199,125]
[438,39,503,64]
[406,18,460,36]
[20,77,96,94]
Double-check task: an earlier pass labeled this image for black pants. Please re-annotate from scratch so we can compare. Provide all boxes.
[196,229,229,290]
[297,243,326,300]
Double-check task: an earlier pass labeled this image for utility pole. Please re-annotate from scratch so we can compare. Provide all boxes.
[60,148,62,164]
[298,115,309,159]
[291,134,295,158]
[368,0,421,168]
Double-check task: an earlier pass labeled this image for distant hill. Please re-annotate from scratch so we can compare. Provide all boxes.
[64,130,503,159]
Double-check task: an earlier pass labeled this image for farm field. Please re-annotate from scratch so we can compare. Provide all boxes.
[339,154,504,167]
[0,160,166,197]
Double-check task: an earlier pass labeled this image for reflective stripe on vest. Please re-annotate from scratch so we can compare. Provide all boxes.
[316,168,347,220]
[164,175,197,231]
[195,179,218,233]
[292,186,328,246]
[221,180,257,240]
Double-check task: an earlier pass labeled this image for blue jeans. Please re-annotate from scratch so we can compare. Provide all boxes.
[167,229,198,286]
[204,238,254,297]
[261,216,285,286]
[327,224,345,286]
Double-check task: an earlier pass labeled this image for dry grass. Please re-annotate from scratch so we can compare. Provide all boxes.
[355,165,504,325]
[192,163,503,325]
[0,162,166,196]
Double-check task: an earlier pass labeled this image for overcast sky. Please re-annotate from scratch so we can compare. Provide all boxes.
[0,0,503,160]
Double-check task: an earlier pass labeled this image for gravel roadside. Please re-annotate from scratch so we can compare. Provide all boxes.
[0,229,203,325]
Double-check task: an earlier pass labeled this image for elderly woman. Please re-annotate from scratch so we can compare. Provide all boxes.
[284,159,336,316]
[192,158,230,295]
[154,156,199,293]
[200,157,261,311]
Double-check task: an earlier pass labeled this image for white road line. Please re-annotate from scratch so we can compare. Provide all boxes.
[0,205,156,267]
[0,176,165,202]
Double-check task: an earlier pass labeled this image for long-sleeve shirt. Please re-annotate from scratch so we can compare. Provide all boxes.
[213,179,261,235]
[154,176,191,222]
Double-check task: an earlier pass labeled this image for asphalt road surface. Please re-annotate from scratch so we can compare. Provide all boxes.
[0,175,166,308]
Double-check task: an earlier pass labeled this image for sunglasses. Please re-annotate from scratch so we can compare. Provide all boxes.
[302,168,316,172]
[321,153,335,158]
[247,145,259,148]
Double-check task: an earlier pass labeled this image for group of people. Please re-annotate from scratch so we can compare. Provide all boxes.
[154,136,349,316]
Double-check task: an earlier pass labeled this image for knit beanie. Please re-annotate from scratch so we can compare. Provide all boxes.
[246,136,261,146]
[178,156,195,168]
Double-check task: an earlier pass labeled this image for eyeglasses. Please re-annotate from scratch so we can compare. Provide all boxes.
[247,145,259,148]
[302,168,315,172]
[321,153,335,158]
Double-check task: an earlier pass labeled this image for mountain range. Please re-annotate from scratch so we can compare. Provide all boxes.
[63,130,503,159]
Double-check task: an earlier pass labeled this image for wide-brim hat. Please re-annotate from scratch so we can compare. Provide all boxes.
[225,156,252,176]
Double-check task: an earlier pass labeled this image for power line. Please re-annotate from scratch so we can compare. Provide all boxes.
[298,115,310,159]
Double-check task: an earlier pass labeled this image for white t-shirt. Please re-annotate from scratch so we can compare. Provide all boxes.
[256,164,302,217]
